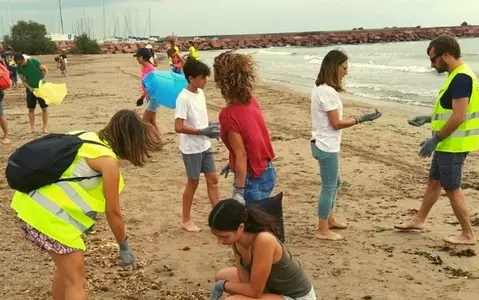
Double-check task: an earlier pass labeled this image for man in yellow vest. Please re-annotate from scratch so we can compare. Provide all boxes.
[395,35,478,245]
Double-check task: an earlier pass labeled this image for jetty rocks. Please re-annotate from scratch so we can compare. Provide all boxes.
[57,25,479,54]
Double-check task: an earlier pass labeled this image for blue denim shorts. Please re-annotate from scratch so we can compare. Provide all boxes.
[145,96,160,112]
[235,161,277,203]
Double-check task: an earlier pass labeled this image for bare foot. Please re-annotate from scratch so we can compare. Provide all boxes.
[444,234,476,245]
[43,129,49,134]
[316,230,344,241]
[394,218,425,231]
[181,220,201,232]
[329,221,347,229]
[1,138,10,144]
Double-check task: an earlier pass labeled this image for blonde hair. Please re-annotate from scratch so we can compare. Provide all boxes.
[213,50,257,105]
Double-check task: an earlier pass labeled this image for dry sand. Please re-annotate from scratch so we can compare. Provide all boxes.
[0,54,478,300]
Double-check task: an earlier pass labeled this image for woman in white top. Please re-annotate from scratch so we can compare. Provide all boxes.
[310,49,382,241]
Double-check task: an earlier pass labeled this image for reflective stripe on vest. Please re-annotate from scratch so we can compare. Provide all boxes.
[433,128,479,138]
[432,111,479,121]
[28,189,88,232]
[28,181,95,232]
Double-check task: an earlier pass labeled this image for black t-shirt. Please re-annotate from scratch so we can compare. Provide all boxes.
[439,73,472,109]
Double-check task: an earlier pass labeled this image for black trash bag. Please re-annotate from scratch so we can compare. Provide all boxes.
[246,192,285,243]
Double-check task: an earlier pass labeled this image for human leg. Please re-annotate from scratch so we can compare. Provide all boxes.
[26,89,36,133]
[181,151,202,232]
[329,175,346,229]
[0,91,9,144]
[48,251,87,300]
[38,98,49,133]
[395,152,442,230]
[311,142,342,240]
[437,152,475,245]
[144,99,160,136]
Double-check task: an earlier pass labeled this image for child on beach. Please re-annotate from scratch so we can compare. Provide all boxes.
[167,48,184,74]
[134,47,161,138]
[174,58,220,232]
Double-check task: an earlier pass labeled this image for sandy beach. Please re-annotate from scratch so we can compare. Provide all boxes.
[0,54,478,300]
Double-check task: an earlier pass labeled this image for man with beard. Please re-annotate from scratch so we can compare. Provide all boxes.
[395,35,478,245]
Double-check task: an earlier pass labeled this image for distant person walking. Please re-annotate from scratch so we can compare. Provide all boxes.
[0,59,10,144]
[396,35,478,245]
[188,41,200,60]
[310,49,382,241]
[14,53,49,134]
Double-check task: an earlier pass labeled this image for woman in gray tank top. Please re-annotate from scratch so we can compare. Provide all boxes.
[208,199,317,300]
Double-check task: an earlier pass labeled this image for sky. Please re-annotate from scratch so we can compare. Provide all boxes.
[0,0,478,39]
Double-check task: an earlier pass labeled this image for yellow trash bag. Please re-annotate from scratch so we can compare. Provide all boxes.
[33,80,68,105]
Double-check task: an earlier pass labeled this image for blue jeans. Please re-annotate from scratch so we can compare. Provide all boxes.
[234,161,276,204]
[311,142,341,219]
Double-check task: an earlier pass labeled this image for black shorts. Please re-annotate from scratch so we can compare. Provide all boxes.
[26,89,48,109]
[429,151,468,191]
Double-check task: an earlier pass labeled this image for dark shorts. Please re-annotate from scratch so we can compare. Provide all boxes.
[429,151,468,191]
[181,148,216,180]
[26,89,48,109]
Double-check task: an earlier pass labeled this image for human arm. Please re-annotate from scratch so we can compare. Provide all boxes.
[327,109,358,130]
[174,118,200,135]
[85,156,126,243]
[227,131,247,190]
[224,234,276,298]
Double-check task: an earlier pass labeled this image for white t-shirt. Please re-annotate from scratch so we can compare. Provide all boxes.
[311,84,343,152]
[174,88,211,154]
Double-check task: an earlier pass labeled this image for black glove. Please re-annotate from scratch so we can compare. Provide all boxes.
[357,109,382,123]
[136,97,144,106]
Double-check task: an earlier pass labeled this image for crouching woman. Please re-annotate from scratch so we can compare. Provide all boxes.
[208,199,317,300]
[10,109,162,300]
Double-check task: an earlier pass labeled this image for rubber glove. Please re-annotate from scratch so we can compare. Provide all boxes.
[136,97,144,106]
[232,188,245,205]
[419,134,440,158]
[199,124,220,139]
[210,280,227,300]
[357,109,382,123]
[220,163,230,178]
[119,239,137,268]
[209,121,220,127]
[408,115,432,127]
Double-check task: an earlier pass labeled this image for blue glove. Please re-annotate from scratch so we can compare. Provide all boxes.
[119,239,137,268]
[232,187,245,205]
[210,280,227,300]
[419,134,440,158]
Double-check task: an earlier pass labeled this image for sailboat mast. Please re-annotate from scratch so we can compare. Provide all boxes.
[58,0,64,34]
[103,0,106,39]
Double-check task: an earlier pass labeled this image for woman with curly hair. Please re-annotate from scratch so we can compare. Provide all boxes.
[214,51,276,205]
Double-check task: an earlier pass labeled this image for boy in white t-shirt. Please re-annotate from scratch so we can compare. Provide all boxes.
[174,58,220,232]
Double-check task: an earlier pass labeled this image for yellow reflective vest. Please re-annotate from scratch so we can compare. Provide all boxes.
[11,131,124,250]
[431,64,479,153]
[189,46,200,60]
[168,45,180,66]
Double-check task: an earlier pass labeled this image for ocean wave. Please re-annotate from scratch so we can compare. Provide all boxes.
[352,62,434,73]
[258,49,296,56]
[352,92,433,107]
[346,82,437,98]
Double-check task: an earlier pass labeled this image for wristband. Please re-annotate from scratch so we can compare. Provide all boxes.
[223,280,229,292]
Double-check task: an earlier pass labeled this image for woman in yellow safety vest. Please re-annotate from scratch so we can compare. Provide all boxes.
[10,109,162,300]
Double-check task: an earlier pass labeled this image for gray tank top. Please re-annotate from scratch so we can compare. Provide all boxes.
[234,233,312,298]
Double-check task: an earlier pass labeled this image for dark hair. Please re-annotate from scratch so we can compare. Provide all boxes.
[427,34,461,59]
[183,58,211,83]
[13,52,25,62]
[98,109,162,167]
[315,49,348,92]
[213,50,257,105]
[209,199,279,236]
[166,48,175,57]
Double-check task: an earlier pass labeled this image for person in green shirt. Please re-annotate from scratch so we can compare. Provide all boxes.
[14,53,49,134]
